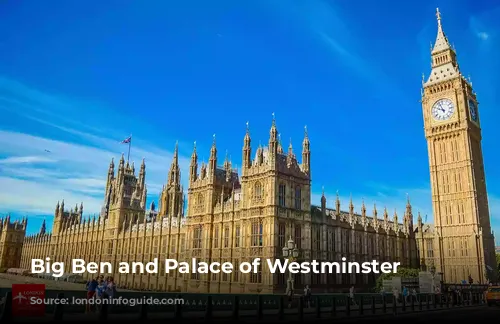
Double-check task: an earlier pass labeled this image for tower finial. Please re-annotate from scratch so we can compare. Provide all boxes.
[246,121,249,132]
[436,8,441,27]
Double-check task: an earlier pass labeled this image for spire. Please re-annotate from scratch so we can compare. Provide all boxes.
[242,122,252,170]
[190,141,198,183]
[210,134,217,157]
[40,219,46,235]
[268,113,278,155]
[432,8,451,54]
[244,121,251,147]
[321,186,326,210]
[425,8,460,85]
[302,125,310,174]
[335,191,341,216]
[168,142,181,185]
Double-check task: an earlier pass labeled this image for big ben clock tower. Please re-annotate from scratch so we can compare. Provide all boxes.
[421,9,497,283]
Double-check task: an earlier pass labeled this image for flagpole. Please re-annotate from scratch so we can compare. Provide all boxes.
[127,135,132,164]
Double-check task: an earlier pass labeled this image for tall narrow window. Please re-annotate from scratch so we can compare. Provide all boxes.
[223,226,230,248]
[250,263,262,283]
[254,182,263,200]
[294,225,302,249]
[214,226,219,248]
[235,225,241,247]
[193,226,202,249]
[278,223,286,247]
[278,184,286,207]
[251,221,263,246]
[294,186,301,210]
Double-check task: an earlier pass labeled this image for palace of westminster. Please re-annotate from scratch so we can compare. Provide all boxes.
[0,9,497,293]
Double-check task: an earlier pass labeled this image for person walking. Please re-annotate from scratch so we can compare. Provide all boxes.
[286,287,294,308]
[303,285,312,308]
[411,288,419,303]
[402,286,409,304]
[349,286,357,306]
[85,277,98,313]
[106,277,117,299]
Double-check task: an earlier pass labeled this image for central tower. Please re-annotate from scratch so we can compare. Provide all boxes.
[421,9,497,283]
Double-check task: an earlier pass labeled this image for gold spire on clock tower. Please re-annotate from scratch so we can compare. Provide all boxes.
[420,8,497,283]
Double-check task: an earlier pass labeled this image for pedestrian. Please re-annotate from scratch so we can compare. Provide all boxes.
[349,286,357,306]
[402,286,409,304]
[411,288,419,303]
[393,287,400,304]
[85,277,98,313]
[303,285,311,308]
[286,287,294,308]
[106,277,117,299]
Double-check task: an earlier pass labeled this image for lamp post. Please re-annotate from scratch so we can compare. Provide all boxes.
[429,264,436,293]
[282,236,300,292]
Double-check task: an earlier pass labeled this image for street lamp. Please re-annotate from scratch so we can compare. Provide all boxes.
[282,236,299,292]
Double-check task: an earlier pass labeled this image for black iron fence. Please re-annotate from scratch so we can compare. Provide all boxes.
[0,289,487,321]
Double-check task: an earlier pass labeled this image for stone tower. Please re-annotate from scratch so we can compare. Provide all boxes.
[105,154,147,229]
[0,215,27,269]
[421,8,497,283]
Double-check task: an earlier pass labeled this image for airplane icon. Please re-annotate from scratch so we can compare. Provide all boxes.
[12,292,27,304]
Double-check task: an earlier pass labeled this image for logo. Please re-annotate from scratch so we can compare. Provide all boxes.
[12,284,46,317]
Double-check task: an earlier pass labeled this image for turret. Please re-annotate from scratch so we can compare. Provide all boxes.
[139,158,146,187]
[302,126,310,174]
[208,134,217,177]
[242,122,251,170]
[190,141,198,183]
[320,187,326,213]
[268,113,278,160]
[335,191,341,218]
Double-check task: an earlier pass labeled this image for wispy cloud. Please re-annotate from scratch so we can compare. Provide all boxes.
[261,0,403,96]
[0,156,57,164]
[477,32,489,40]
[0,77,191,229]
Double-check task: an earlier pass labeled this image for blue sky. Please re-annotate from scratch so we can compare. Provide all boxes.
[0,0,499,243]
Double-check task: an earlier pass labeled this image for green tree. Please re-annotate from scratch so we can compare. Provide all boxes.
[375,267,420,292]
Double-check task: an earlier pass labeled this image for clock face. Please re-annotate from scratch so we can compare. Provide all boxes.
[431,98,455,121]
[468,99,478,122]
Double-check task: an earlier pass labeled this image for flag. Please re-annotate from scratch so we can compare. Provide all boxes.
[120,136,131,144]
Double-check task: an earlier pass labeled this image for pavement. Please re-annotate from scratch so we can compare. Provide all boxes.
[0,274,137,292]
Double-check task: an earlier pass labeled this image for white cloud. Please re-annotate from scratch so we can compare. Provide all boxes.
[0,77,192,224]
[477,32,489,40]
[0,130,191,218]
[0,156,57,164]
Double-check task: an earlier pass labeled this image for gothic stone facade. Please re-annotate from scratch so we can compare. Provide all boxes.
[415,9,497,284]
[18,121,418,293]
[0,216,26,269]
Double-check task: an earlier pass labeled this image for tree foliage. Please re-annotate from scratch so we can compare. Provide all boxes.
[375,267,420,292]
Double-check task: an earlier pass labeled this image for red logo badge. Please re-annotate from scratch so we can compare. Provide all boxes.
[11,284,46,317]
